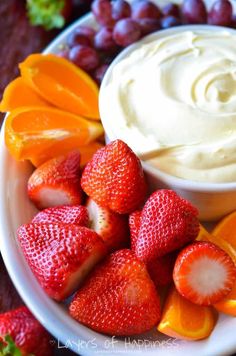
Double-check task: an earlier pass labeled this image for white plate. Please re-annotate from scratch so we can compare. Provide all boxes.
[1,5,236,356]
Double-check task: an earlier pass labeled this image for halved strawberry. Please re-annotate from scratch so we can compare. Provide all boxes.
[132,190,200,262]
[86,198,129,251]
[173,241,236,306]
[129,210,142,250]
[147,252,177,287]
[81,140,147,214]
[0,306,53,356]
[17,223,107,301]
[28,150,83,210]
[32,205,89,226]
[129,209,176,286]
[69,249,161,335]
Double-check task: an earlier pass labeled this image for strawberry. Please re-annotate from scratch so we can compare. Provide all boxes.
[173,241,236,306]
[81,140,147,214]
[69,249,161,335]
[32,205,89,226]
[86,198,129,251]
[129,210,176,286]
[28,150,83,210]
[132,190,199,262]
[129,210,142,250]
[147,252,177,287]
[17,223,107,301]
[0,306,53,356]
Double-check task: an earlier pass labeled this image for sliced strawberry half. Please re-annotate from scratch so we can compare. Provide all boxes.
[129,210,176,286]
[17,223,107,301]
[81,140,147,214]
[173,241,236,306]
[28,150,83,210]
[86,198,129,251]
[32,205,89,226]
[69,249,161,335]
[132,190,200,262]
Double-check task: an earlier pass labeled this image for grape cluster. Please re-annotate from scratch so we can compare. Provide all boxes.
[59,0,235,85]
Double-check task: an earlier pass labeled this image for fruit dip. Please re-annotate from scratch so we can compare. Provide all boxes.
[100,28,236,183]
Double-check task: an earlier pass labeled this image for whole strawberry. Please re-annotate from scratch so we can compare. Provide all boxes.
[18,223,107,301]
[0,306,53,356]
[28,150,83,210]
[32,205,89,226]
[81,140,147,214]
[69,249,161,335]
[132,190,199,262]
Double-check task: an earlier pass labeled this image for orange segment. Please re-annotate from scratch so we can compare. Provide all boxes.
[31,141,104,167]
[196,224,211,241]
[20,54,100,119]
[214,280,236,317]
[207,211,236,264]
[0,77,50,112]
[157,286,217,340]
[5,107,103,164]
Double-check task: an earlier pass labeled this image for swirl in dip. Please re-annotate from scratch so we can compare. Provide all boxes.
[99,29,236,183]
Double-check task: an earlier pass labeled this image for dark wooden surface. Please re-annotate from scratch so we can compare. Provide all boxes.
[0,1,76,354]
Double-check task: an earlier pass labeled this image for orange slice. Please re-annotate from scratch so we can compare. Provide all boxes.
[157,286,217,340]
[214,280,236,317]
[19,54,100,119]
[5,107,103,164]
[31,141,104,167]
[0,77,50,112]
[196,224,211,241]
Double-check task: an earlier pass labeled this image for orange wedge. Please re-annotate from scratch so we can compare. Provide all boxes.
[196,224,211,241]
[5,107,103,164]
[0,77,50,112]
[20,54,100,119]
[203,211,236,264]
[214,280,236,317]
[31,141,104,167]
[157,287,217,340]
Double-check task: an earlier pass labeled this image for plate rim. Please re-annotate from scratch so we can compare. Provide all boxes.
[0,9,236,356]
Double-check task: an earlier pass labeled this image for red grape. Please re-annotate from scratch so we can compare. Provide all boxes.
[67,26,96,47]
[57,49,70,59]
[94,27,118,52]
[113,18,141,47]
[91,0,114,26]
[181,0,207,24]
[131,0,162,20]
[112,0,131,21]
[93,64,109,85]
[162,3,180,18]
[69,45,100,71]
[231,14,236,28]
[208,0,233,27]
[137,18,160,35]
[161,16,181,29]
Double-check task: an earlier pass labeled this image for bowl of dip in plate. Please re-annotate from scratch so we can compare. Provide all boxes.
[99,25,236,221]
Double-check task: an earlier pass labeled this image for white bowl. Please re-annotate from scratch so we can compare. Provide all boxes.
[100,25,236,222]
[1,8,236,356]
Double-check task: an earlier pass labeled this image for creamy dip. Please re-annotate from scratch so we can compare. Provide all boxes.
[100,29,236,183]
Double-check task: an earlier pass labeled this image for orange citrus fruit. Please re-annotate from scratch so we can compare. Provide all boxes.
[31,141,104,167]
[196,224,211,241]
[206,211,236,264]
[157,286,217,340]
[20,54,100,119]
[5,106,103,165]
[0,77,50,112]
[214,280,236,317]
